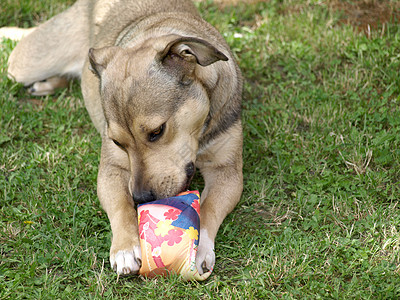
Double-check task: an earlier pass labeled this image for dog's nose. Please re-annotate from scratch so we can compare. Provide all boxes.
[185,162,195,179]
[133,190,156,204]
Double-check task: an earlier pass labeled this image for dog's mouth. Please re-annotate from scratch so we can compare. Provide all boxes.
[180,177,193,194]
[182,161,195,191]
[160,162,196,199]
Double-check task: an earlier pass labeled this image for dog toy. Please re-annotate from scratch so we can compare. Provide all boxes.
[137,190,211,281]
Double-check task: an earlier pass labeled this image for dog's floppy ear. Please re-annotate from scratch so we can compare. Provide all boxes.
[159,37,228,81]
[88,47,118,77]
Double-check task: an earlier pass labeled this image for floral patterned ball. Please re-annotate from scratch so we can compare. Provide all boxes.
[137,191,211,281]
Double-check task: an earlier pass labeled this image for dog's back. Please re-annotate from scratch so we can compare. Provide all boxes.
[6,0,200,86]
[89,0,200,47]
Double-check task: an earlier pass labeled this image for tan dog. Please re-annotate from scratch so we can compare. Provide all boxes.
[1,0,243,278]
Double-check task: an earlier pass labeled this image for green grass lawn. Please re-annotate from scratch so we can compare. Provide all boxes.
[1,0,400,298]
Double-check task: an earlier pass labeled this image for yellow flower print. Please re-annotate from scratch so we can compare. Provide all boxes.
[154,220,173,237]
[186,226,199,240]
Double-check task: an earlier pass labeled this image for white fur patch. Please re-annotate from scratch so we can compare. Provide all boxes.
[0,27,35,41]
[110,245,142,275]
[196,229,215,275]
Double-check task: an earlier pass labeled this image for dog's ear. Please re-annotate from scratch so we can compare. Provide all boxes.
[88,47,118,77]
[159,37,228,81]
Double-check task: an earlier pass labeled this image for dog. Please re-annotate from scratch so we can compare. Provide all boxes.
[1,0,243,278]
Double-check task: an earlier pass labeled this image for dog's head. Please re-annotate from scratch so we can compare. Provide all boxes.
[89,35,228,203]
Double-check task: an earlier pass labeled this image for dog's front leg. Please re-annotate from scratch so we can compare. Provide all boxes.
[196,162,243,276]
[196,124,243,276]
[97,138,141,275]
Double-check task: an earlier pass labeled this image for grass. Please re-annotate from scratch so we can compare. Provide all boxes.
[1,0,400,298]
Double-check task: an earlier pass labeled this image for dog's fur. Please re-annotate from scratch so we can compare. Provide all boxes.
[1,0,243,278]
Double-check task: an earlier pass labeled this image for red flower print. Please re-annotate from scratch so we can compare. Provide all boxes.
[164,229,184,246]
[191,199,200,214]
[164,208,180,221]
[140,210,151,223]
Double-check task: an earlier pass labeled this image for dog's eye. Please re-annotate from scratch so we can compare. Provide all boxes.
[112,139,124,149]
[149,123,165,142]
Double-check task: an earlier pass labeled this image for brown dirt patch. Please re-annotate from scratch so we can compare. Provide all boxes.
[330,0,400,35]
[213,0,262,4]
[196,0,400,35]
[194,0,265,8]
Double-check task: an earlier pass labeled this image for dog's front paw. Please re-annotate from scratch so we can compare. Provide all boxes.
[196,229,215,276]
[110,245,142,275]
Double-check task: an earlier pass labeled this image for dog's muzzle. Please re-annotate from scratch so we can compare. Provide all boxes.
[133,190,156,204]
[133,162,195,204]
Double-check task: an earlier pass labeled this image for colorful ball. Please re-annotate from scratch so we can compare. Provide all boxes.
[137,191,211,281]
